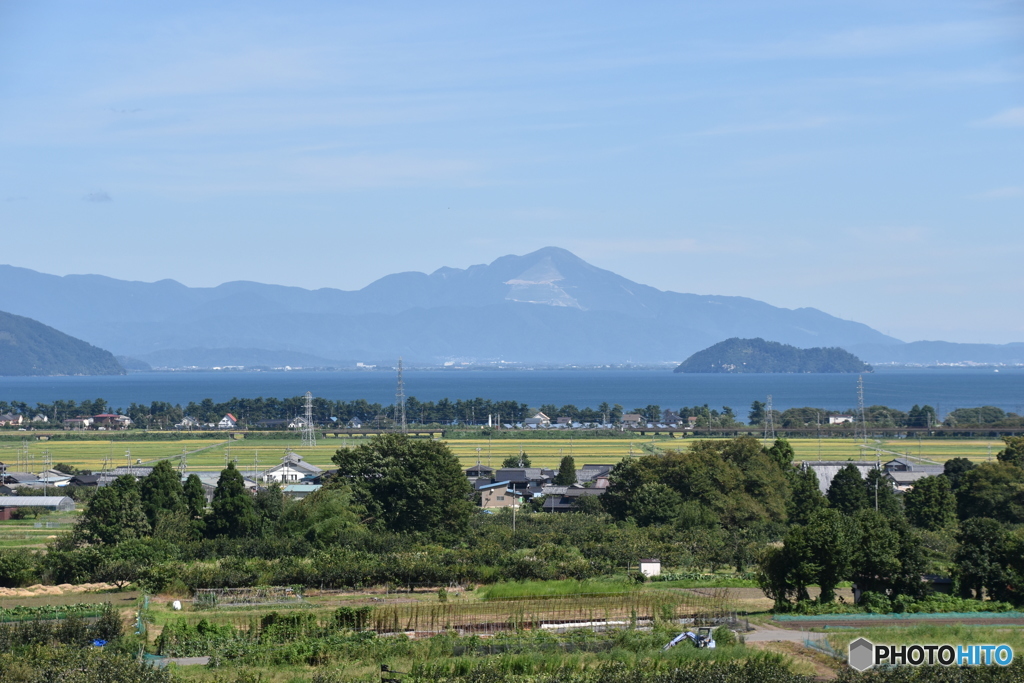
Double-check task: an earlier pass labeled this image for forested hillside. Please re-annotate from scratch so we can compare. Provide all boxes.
[675,338,871,373]
[0,310,124,376]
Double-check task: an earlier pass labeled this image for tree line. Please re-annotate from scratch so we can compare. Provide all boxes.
[2,396,1019,430]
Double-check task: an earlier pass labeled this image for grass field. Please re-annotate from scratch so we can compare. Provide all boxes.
[0,435,1006,475]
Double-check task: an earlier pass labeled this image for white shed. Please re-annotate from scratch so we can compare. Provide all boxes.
[639,558,661,577]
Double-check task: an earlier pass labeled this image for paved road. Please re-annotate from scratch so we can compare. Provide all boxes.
[746,624,819,643]
[167,657,210,666]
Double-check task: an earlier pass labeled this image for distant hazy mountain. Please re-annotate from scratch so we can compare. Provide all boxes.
[0,247,1008,367]
[0,310,125,376]
[675,338,872,374]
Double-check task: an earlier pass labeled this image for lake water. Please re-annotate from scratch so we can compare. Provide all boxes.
[2,367,1023,416]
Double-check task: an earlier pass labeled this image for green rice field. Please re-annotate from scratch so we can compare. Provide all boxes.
[0,435,1007,475]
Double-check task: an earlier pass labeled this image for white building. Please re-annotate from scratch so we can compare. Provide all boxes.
[259,453,323,483]
[218,414,239,429]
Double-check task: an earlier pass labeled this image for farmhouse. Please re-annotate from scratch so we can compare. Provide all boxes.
[620,414,644,427]
[218,414,239,429]
[92,414,132,429]
[829,415,854,424]
[479,481,524,509]
[258,453,323,483]
[541,484,604,512]
[883,457,945,491]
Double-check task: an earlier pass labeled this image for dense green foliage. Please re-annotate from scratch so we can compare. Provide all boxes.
[0,310,125,376]
[333,434,475,538]
[555,455,578,485]
[674,337,871,374]
[0,647,171,683]
[904,475,957,531]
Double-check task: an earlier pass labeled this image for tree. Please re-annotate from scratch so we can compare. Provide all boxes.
[827,465,869,515]
[0,549,37,587]
[786,467,826,526]
[204,463,258,539]
[75,475,151,546]
[748,401,766,426]
[183,474,207,518]
[955,518,1007,600]
[943,457,976,492]
[139,461,184,528]
[279,487,366,547]
[997,436,1024,468]
[766,439,795,468]
[332,434,474,537]
[254,482,286,534]
[627,482,682,526]
[603,437,789,530]
[756,509,853,609]
[864,468,901,518]
[955,462,1024,524]
[502,452,531,468]
[799,509,854,604]
[554,455,577,485]
[849,509,901,600]
[904,475,956,531]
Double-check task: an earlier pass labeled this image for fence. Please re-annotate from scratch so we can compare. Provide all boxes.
[184,588,735,637]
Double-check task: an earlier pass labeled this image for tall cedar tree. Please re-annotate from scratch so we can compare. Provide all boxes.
[786,467,826,526]
[904,475,957,531]
[205,462,258,539]
[554,455,577,485]
[139,460,185,528]
[75,475,151,545]
[183,474,207,518]
[332,433,474,537]
[827,464,870,515]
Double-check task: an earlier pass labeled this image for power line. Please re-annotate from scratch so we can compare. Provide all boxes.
[764,395,775,442]
[301,392,316,447]
[396,358,407,434]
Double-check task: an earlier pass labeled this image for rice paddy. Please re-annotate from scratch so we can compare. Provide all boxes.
[0,435,1007,475]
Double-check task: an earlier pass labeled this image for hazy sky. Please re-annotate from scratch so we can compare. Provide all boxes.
[1,1,1021,343]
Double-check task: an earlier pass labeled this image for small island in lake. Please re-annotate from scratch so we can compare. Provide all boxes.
[674,337,872,374]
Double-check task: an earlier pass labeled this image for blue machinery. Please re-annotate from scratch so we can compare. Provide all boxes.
[663,626,716,650]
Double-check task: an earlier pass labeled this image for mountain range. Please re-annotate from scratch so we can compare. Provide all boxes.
[0,247,1019,367]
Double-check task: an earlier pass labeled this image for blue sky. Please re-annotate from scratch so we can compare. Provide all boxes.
[0,1,1021,343]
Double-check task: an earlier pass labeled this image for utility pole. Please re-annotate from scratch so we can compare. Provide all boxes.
[395,359,407,434]
[764,395,775,443]
[857,375,867,445]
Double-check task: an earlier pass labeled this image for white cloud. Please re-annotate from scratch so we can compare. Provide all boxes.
[976,186,1024,199]
[976,107,1024,127]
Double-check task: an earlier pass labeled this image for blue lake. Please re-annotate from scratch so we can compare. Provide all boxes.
[2,367,1023,416]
